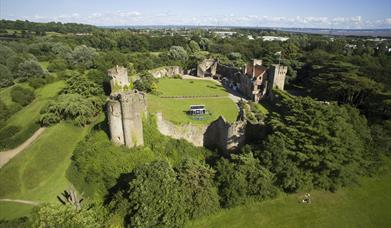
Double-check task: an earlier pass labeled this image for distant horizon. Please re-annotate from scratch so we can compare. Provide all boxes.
[1,0,390,29]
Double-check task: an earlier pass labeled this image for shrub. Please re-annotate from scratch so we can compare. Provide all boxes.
[40,94,103,126]
[47,58,67,72]
[10,85,35,106]
[0,64,13,87]
[109,161,187,227]
[215,153,278,208]
[17,59,47,81]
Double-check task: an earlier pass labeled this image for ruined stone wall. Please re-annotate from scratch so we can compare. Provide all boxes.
[156,113,207,147]
[203,116,246,152]
[155,114,247,152]
[108,65,129,92]
[197,59,217,77]
[150,66,184,79]
[216,63,242,83]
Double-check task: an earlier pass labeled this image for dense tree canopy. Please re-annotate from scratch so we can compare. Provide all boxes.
[110,160,187,227]
[254,95,372,192]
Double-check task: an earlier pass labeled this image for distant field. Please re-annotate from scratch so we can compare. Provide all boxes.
[187,163,391,228]
[0,123,90,220]
[148,79,238,125]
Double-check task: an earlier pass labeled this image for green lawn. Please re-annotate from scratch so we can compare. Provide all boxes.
[157,78,228,97]
[187,165,391,228]
[0,123,90,220]
[148,79,238,125]
[0,80,65,149]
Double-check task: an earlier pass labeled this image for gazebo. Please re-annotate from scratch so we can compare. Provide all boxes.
[188,105,207,115]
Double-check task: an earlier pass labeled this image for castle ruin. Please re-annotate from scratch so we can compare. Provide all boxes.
[106,66,146,148]
[196,58,288,102]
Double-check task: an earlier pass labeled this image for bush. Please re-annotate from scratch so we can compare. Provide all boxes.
[133,71,158,93]
[109,161,187,227]
[47,58,67,72]
[40,94,103,127]
[10,85,35,106]
[0,122,40,150]
[17,59,47,81]
[0,64,13,87]
[31,204,101,227]
[176,159,220,219]
[215,153,278,208]
[27,77,46,89]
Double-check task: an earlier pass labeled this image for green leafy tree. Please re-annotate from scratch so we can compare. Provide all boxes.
[17,59,47,81]
[215,153,277,208]
[0,64,13,87]
[110,161,187,227]
[168,46,188,61]
[0,44,16,65]
[67,45,96,69]
[31,203,101,228]
[176,159,219,219]
[48,58,67,72]
[10,85,35,106]
[257,95,371,192]
[134,71,158,93]
[189,40,201,53]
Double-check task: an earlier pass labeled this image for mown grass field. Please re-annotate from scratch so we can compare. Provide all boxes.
[148,79,238,125]
[0,80,65,149]
[157,78,228,97]
[0,123,90,220]
[187,163,391,228]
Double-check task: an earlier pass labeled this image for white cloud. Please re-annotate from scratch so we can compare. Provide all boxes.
[4,12,391,29]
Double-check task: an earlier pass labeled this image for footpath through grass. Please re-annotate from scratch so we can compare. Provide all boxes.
[187,163,391,228]
[148,79,238,125]
[0,123,90,220]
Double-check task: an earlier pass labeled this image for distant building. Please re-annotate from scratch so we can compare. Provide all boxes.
[261,36,289,42]
[214,31,237,38]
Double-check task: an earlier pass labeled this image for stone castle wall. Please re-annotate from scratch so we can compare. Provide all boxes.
[203,116,246,152]
[156,113,207,147]
[150,66,184,79]
[156,113,248,152]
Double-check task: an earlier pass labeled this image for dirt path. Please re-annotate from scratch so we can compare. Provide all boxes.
[0,127,46,168]
[0,198,39,206]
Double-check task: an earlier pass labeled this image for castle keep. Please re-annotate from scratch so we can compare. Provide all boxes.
[196,59,288,102]
[106,66,146,148]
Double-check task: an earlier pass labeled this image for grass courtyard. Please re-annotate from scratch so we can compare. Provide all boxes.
[148,78,238,125]
[187,162,391,228]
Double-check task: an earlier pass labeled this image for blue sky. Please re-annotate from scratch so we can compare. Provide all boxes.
[1,0,390,28]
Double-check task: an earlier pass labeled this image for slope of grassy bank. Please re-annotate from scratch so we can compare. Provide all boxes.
[0,80,65,150]
[187,162,391,228]
[0,123,90,220]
